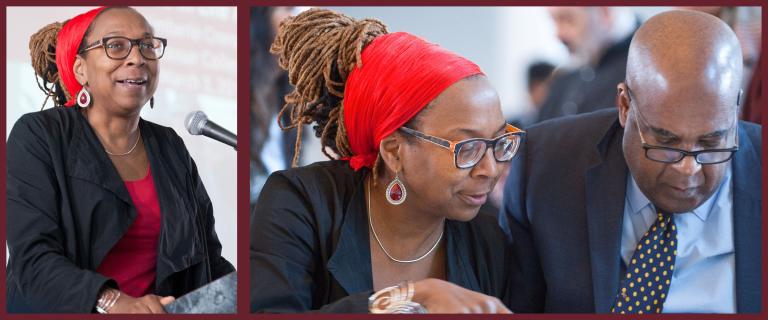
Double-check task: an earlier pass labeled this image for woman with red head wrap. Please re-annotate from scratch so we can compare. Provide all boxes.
[7,7,233,313]
[251,8,524,313]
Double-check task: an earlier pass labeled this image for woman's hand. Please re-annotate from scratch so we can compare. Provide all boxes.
[411,278,511,313]
[108,293,175,314]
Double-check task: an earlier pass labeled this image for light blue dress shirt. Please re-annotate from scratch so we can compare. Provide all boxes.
[620,164,735,313]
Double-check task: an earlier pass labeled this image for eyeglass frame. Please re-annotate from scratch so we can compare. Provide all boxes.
[398,124,525,169]
[625,85,739,165]
[79,36,168,60]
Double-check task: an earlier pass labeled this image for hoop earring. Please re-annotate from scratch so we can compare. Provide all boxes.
[385,171,406,205]
[150,96,154,109]
[76,86,91,108]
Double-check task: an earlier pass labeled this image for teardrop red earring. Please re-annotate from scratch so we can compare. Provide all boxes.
[385,171,406,205]
[76,86,91,108]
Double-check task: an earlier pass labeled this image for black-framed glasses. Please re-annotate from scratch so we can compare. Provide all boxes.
[399,124,525,169]
[80,36,167,60]
[626,86,739,165]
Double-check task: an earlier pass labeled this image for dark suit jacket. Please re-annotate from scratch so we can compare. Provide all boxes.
[251,161,515,313]
[502,109,761,313]
[6,107,234,313]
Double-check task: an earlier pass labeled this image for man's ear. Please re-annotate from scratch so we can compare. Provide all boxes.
[73,55,87,86]
[616,82,631,128]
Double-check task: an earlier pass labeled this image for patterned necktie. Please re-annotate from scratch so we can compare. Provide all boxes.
[612,211,678,314]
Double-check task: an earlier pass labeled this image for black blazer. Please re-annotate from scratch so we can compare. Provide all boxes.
[6,107,234,313]
[251,161,516,313]
[502,109,762,313]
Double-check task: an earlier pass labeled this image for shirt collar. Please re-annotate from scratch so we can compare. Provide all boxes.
[626,174,651,216]
[626,163,732,222]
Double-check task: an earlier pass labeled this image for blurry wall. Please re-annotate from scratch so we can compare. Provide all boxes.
[5,6,238,266]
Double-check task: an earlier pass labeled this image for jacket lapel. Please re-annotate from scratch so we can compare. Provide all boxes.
[731,123,761,313]
[327,172,373,295]
[444,220,480,291]
[140,120,206,285]
[584,119,628,313]
[65,108,134,207]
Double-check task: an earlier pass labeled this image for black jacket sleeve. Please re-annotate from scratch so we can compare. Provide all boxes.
[6,114,114,313]
[250,172,370,313]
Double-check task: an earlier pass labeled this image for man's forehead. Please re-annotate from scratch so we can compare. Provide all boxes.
[631,80,737,115]
[639,105,736,139]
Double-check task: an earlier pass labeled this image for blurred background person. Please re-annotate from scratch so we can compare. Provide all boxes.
[527,62,557,113]
[250,7,299,205]
[536,7,638,123]
[508,61,555,129]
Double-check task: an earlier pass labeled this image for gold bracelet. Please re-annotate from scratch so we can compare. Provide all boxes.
[368,281,427,314]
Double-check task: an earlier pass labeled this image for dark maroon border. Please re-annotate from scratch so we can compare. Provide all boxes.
[1,3,7,320]
[2,1,766,320]
[237,3,251,317]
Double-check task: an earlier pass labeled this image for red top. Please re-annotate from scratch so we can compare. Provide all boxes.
[97,166,161,298]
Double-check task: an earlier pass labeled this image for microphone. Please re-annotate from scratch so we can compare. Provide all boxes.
[185,111,237,150]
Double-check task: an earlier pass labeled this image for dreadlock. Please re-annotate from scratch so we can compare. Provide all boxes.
[29,21,70,109]
[270,8,388,177]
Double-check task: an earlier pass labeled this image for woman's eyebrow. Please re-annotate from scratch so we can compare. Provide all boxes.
[450,123,507,137]
[102,31,153,37]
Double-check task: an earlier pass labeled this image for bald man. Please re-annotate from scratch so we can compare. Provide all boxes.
[502,10,760,314]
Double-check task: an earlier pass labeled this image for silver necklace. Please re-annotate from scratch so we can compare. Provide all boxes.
[367,177,443,264]
[85,108,141,156]
[104,130,141,156]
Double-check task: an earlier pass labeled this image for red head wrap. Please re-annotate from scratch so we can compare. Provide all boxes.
[342,32,483,171]
[55,7,106,107]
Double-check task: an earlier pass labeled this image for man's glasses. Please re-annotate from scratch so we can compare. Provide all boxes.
[399,124,525,169]
[80,36,167,60]
[627,87,739,165]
